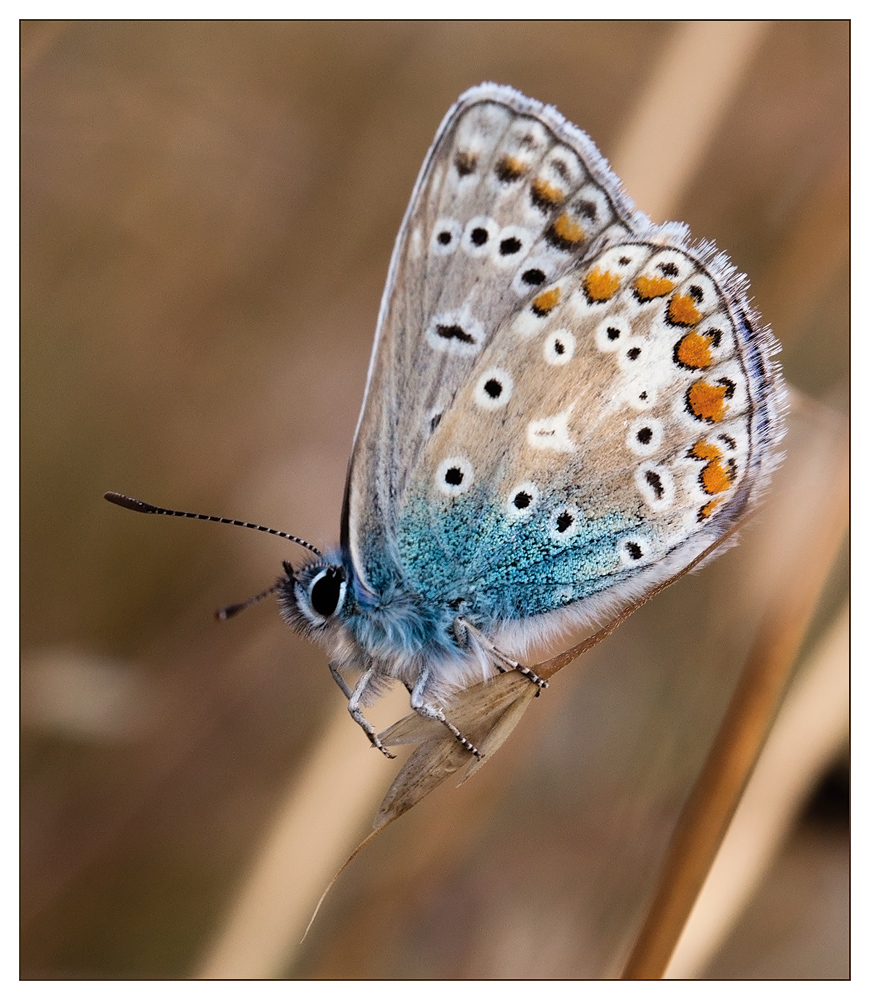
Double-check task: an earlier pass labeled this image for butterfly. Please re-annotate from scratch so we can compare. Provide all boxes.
[107,83,784,763]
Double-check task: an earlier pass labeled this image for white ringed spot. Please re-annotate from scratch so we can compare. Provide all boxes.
[462,216,500,258]
[511,256,550,297]
[543,329,576,365]
[616,336,648,373]
[635,462,676,512]
[626,417,664,455]
[493,225,533,267]
[435,456,474,497]
[426,310,486,356]
[431,218,463,256]
[473,368,513,410]
[548,504,582,542]
[505,481,540,520]
[618,534,652,568]
[594,314,631,353]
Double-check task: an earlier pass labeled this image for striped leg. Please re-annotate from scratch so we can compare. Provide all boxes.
[455,617,548,691]
[410,666,482,759]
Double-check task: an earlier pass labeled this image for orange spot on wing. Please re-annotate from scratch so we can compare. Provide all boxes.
[551,211,584,244]
[675,331,714,369]
[531,178,566,209]
[496,154,528,181]
[687,382,728,422]
[583,268,620,302]
[689,440,722,462]
[668,293,702,326]
[699,499,721,520]
[691,439,736,496]
[634,275,675,300]
[701,458,734,494]
[532,287,562,316]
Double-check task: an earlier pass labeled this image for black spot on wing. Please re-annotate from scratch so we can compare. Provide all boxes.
[436,324,475,344]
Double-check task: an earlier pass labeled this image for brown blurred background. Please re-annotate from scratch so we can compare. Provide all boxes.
[21,21,848,979]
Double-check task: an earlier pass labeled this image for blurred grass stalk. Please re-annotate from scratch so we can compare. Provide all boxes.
[194,684,410,980]
[611,19,768,224]
[622,412,848,979]
[664,601,849,978]
[193,19,810,980]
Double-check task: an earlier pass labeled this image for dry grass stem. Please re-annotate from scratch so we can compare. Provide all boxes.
[194,685,409,980]
[621,435,848,979]
[612,21,769,220]
[665,602,849,978]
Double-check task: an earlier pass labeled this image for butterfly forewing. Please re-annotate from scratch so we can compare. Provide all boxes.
[344,85,648,594]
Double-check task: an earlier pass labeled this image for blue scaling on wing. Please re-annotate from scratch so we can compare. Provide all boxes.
[396,486,642,622]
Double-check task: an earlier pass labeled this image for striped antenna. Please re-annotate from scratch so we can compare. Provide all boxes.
[104,492,323,557]
[215,582,282,621]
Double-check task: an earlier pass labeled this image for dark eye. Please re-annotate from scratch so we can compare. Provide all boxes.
[310,569,343,617]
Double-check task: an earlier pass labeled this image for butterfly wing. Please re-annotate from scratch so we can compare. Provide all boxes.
[395,236,784,648]
[342,84,649,595]
[343,82,783,650]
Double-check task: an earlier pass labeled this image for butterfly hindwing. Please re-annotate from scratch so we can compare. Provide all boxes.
[395,236,782,639]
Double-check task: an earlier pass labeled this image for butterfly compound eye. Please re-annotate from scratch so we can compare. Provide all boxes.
[309,568,345,618]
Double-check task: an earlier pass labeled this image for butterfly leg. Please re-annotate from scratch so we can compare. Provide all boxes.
[345,664,396,759]
[409,670,483,760]
[328,660,353,699]
[454,617,548,691]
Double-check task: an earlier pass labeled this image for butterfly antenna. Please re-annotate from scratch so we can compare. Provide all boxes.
[215,582,282,622]
[104,492,323,557]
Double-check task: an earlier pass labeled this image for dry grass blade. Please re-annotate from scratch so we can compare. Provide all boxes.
[374,740,468,829]
[621,432,848,980]
[376,673,537,825]
[665,602,849,978]
[611,21,769,216]
[302,677,542,935]
[194,685,409,980]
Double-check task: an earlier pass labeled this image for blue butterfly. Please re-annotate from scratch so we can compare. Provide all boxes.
[108,84,784,762]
